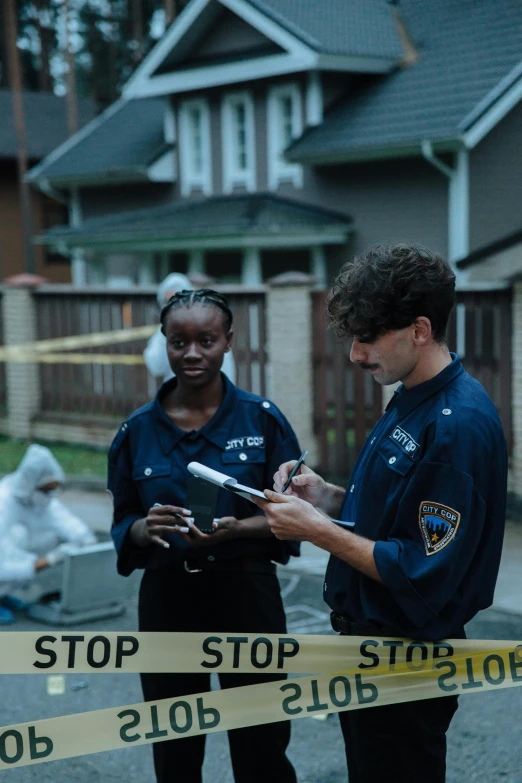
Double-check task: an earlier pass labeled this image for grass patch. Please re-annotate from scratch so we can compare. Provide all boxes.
[0,437,107,477]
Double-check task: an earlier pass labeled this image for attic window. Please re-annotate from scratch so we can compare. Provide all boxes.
[267,83,303,191]
[179,98,212,196]
[221,91,256,193]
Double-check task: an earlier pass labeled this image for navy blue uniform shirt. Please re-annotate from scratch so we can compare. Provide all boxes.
[108,374,301,575]
[325,355,507,640]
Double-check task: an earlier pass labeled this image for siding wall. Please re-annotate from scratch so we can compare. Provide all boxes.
[469,100,522,252]
[80,183,175,221]
[184,7,281,63]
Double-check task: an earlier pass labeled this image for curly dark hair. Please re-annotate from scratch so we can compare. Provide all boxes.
[326,244,456,343]
[160,289,233,334]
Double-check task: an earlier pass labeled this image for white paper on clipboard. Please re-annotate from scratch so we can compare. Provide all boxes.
[187,462,356,530]
[187,462,267,503]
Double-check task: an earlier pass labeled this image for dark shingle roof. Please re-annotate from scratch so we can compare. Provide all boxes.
[246,0,403,59]
[40,193,352,246]
[0,89,96,160]
[288,0,522,162]
[27,98,168,184]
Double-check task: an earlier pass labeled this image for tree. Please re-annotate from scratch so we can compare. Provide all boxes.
[0,0,191,106]
[5,0,35,274]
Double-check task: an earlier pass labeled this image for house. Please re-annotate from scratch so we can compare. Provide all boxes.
[0,89,96,282]
[27,0,522,289]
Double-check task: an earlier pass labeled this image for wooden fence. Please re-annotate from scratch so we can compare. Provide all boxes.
[33,286,267,420]
[312,289,513,481]
[0,286,512,476]
[312,292,383,481]
[447,289,512,452]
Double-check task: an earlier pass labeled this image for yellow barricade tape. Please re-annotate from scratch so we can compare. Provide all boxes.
[0,630,520,675]
[0,633,520,768]
[0,638,520,770]
[0,324,156,361]
[7,353,145,365]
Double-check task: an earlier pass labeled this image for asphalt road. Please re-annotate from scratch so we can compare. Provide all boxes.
[0,569,521,782]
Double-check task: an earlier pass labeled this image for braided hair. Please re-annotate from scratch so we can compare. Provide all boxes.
[160,289,234,335]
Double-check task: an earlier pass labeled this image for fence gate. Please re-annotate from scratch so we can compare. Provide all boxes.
[312,288,512,482]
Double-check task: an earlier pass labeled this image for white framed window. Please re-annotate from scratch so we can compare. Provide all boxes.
[221,91,256,193]
[179,98,212,196]
[267,83,303,190]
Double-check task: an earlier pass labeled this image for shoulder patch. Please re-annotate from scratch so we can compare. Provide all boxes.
[418,501,460,556]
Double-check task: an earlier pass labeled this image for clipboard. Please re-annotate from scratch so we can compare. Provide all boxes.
[187,462,267,503]
[187,462,356,531]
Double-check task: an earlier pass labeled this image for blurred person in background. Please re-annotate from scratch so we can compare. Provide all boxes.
[144,272,236,383]
[0,444,96,623]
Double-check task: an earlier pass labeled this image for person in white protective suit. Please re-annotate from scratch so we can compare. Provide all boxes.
[0,444,96,624]
[143,273,236,383]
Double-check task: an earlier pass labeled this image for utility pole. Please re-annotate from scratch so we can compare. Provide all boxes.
[64,0,78,136]
[5,0,35,274]
[131,0,144,63]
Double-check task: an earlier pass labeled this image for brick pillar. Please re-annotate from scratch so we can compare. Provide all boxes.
[2,275,44,439]
[509,281,522,495]
[266,272,318,466]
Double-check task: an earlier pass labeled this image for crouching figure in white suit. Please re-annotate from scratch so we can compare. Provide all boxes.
[0,444,96,623]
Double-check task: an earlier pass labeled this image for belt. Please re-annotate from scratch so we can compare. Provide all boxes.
[330,612,466,640]
[330,612,402,637]
[183,556,276,575]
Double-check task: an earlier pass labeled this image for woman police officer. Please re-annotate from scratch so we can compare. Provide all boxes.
[108,289,299,783]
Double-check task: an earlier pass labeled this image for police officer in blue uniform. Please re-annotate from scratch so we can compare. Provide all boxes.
[108,289,299,783]
[257,245,508,783]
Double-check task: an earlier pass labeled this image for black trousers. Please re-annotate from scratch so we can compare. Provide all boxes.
[340,694,458,783]
[139,566,296,783]
[337,625,460,783]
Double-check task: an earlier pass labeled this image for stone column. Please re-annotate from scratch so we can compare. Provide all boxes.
[509,281,522,495]
[242,248,262,285]
[188,250,205,276]
[266,272,318,466]
[381,382,400,413]
[2,275,45,440]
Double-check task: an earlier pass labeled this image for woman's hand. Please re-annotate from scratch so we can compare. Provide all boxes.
[130,505,193,549]
[171,516,242,548]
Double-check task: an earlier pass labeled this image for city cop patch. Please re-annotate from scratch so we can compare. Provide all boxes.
[418,501,461,556]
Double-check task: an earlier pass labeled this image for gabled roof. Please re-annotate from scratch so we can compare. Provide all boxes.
[124,0,403,99]
[288,0,522,163]
[27,98,168,186]
[0,89,96,161]
[38,193,352,249]
[237,0,403,59]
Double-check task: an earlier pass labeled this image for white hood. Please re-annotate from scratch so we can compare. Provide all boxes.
[10,444,65,503]
[156,273,192,307]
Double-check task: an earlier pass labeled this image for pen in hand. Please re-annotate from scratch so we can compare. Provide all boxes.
[281,450,309,494]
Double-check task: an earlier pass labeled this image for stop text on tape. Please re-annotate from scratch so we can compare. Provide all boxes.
[0,639,521,769]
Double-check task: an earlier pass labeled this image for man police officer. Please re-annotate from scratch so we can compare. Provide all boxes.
[256,244,507,783]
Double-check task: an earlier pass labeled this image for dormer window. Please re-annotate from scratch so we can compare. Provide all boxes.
[222,91,256,193]
[179,98,212,196]
[267,83,303,191]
